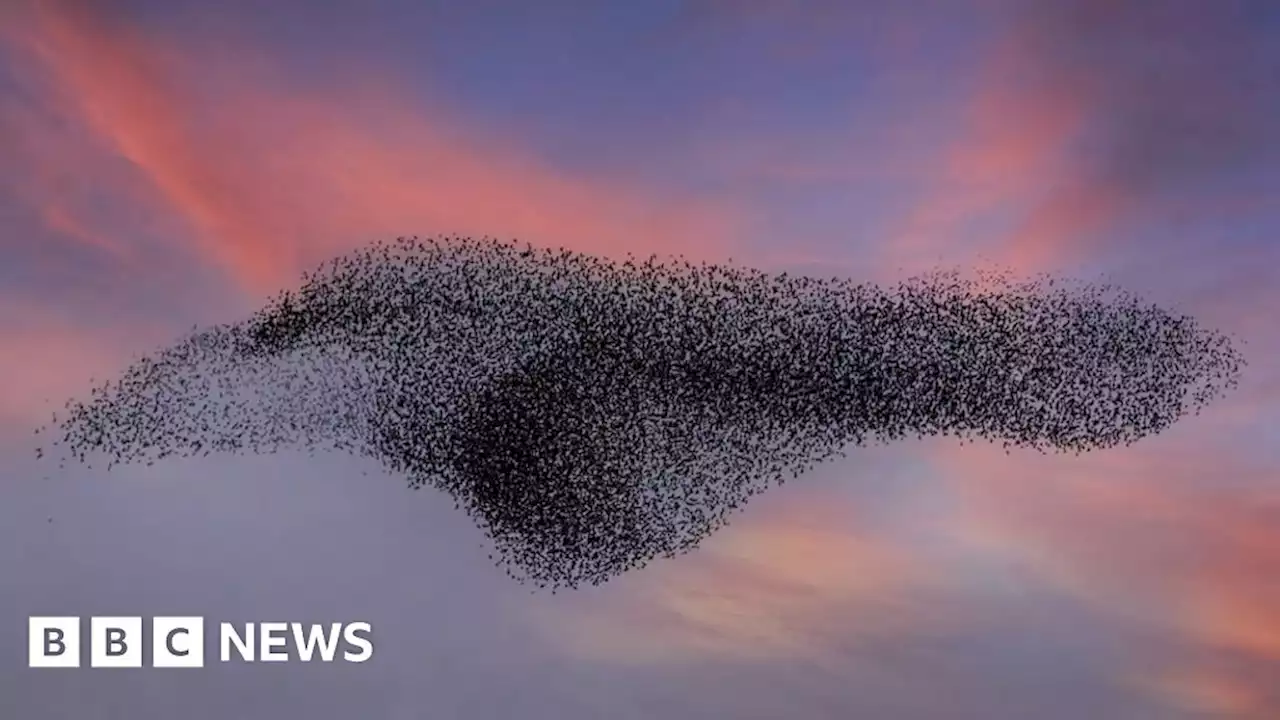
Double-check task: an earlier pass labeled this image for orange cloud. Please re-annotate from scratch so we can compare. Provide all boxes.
[0,46,130,260]
[1134,666,1271,720]
[893,216,1279,717]
[0,302,163,432]
[883,33,1092,277]
[945,440,1280,717]
[542,490,952,666]
[5,0,742,298]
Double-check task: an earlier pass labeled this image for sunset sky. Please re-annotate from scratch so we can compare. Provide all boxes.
[2,0,1278,717]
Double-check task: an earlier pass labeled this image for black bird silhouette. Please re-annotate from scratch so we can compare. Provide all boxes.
[37,235,1244,589]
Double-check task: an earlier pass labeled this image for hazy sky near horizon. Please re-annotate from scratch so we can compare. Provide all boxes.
[2,1,1278,717]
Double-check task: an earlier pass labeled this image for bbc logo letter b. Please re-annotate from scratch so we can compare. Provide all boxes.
[29,617,80,667]
[90,617,142,667]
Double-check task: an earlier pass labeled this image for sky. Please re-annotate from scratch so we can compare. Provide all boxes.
[1,0,1278,717]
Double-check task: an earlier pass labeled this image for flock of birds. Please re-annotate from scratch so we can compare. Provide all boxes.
[36,235,1245,589]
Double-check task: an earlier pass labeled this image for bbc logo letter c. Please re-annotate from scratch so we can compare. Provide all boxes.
[153,617,204,668]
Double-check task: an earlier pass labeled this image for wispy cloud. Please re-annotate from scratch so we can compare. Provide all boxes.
[948,440,1280,717]
[2,0,743,297]
[544,489,955,666]
[885,0,1279,277]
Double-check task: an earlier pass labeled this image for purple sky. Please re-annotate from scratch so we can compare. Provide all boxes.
[2,1,1279,717]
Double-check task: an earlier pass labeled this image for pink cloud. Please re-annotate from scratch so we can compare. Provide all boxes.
[945,439,1280,717]
[4,0,744,298]
[542,489,956,665]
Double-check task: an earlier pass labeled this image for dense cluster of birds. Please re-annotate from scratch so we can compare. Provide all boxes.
[37,235,1245,589]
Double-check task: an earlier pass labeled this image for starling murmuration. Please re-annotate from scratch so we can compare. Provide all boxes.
[37,235,1245,589]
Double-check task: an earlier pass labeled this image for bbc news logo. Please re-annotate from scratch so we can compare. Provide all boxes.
[29,617,374,668]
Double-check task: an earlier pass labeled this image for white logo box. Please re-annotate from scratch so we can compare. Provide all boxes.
[29,616,205,668]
